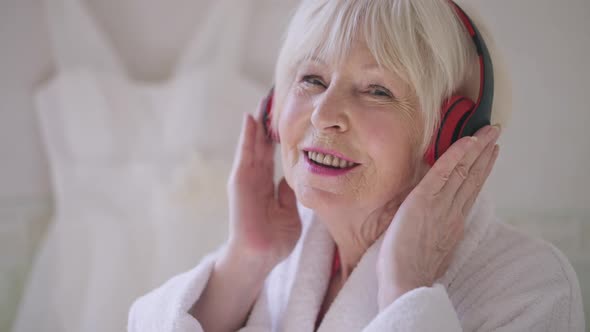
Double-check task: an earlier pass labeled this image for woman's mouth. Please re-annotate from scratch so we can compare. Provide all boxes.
[303,150,360,176]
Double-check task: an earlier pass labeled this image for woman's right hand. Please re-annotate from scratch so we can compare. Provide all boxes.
[189,100,302,330]
[225,97,302,270]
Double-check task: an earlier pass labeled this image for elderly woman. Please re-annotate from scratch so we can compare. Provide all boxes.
[128,0,585,331]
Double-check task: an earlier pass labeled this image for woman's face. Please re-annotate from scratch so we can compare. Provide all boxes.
[279,40,423,215]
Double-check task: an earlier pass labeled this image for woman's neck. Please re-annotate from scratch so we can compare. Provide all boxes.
[319,203,398,280]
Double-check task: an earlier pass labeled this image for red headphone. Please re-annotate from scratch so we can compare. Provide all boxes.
[262,1,493,166]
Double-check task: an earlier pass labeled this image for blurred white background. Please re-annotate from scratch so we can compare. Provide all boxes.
[0,0,588,331]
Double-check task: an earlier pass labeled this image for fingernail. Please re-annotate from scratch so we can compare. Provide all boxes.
[493,124,502,134]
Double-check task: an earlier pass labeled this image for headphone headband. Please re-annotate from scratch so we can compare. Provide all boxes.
[448,1,494,137]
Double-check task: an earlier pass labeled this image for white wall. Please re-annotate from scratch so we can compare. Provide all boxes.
[0,0,588,330]
[481,0,590,214]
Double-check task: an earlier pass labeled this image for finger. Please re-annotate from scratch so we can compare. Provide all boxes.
[456,139,497,201]
[442,125,501,199]
[461,144,499,216]
[231,113,256,173]
[419,136,477,196]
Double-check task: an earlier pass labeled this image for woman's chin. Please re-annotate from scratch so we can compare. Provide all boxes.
[295,183,353,212]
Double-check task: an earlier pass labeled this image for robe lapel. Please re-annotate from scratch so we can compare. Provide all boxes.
[281,214,335,332]
[280,213,384,332]
[278,191,494,332]
[317,236,383,331]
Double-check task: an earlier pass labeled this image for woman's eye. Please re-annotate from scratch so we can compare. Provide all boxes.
[368,85,393,98]
[302,75,326,87]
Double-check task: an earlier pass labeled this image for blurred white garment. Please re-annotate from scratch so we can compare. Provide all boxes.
[11,0,265,331]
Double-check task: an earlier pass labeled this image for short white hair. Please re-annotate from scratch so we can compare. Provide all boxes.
[273,0,478,155]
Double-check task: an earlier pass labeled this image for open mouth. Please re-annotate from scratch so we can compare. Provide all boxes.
[303,150,360,170]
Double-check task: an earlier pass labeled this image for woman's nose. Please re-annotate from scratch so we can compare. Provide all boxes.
[310,90,350,133]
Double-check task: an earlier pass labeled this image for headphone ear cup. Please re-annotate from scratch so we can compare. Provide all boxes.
[424,95,476,166]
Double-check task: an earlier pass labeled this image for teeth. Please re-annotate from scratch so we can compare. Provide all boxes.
[331,157,340,168]
[307,151,356,168]
[339,159,347,168]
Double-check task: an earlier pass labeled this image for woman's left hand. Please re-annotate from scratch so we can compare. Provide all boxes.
[376,125,501,310]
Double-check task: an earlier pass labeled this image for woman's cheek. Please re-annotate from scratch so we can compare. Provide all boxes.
[363,121,415,183]
[280,145,295,188]
[278,93,311,142]
[277,95,306,179]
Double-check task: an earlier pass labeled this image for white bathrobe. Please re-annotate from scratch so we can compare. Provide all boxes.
[128,192,585,331]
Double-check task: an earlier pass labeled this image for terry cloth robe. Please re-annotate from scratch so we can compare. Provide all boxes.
[128,191,586,331]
